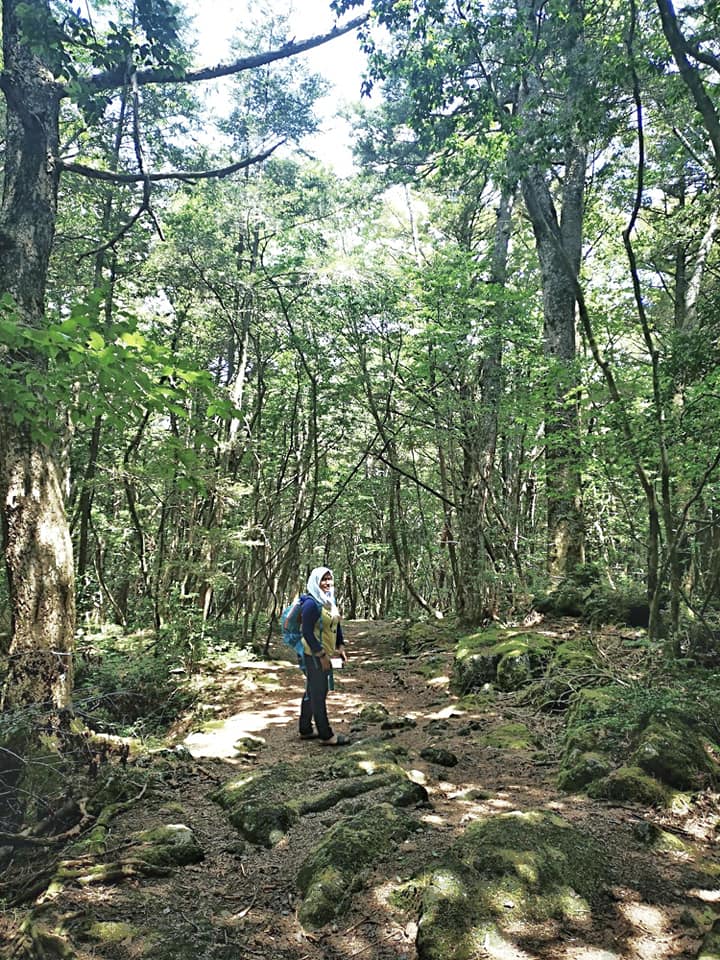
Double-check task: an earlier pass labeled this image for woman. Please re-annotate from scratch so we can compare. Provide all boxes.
[298,566,350,746]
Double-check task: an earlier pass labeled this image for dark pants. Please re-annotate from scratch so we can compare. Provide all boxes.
[299,655,333,741]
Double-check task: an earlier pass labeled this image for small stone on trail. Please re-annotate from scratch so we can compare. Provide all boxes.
[420,747,459,767]
[381,716,417,730]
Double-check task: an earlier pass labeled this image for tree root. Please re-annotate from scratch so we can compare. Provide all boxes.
[8,915,77,960]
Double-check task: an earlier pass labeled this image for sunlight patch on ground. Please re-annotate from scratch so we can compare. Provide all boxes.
[481,930,536,959]
[426,705,466,719]
[690,887,720,902]
[184,706,295,758]
[561,948,620,959]
[421,813,446,826]
[619,901,675,960]
[487,796,516,809]
[427,675,450,687]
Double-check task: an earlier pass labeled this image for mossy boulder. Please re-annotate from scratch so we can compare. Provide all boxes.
[212,762,304,846]
[586,765,671,807]
[632,719,719,790]
[537,640,599,710]
[131,824,204,867]
[566,684,623,726]
[213,746,424,846]
[296,802,419,928]
[401,810,606,960]
[479,722,538,751]
[557,751,613,792]
[420,747,458,767]
[556,684,624,790]
[85,921,139,944]
[698,917,720,960]
[452,629,554,694]
[359,702,390,723]
[495,650,533,690]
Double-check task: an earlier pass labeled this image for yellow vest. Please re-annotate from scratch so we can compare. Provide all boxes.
[302,605,336,657]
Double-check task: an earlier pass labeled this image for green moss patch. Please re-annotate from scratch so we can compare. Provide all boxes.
[632,719,719,790]
[297,802,420,928]
[557,751,612,792]
[359,702,390,723]
[452,629,555,694]
[698,917,720,960]
[131,823,204,867]
[587,765,671,807]
[478,722,538,751]
[85,921,139,944]
[212,745,424,846]
[396,810,606,960]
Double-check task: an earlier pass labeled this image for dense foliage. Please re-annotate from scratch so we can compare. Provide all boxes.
[2,0,720,692]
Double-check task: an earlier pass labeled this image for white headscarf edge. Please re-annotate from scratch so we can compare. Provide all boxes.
[306,566,340,621]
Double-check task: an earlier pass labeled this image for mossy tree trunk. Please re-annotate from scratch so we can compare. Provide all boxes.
[0,0,75,820]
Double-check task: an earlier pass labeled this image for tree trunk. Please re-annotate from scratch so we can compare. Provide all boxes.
[522,146,586,580]
[0,0,75,715]
[457,186,514,621]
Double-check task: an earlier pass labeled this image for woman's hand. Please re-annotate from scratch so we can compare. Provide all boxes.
[336,643,348,663]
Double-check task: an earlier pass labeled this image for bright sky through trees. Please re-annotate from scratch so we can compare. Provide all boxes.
[192,1,370,175]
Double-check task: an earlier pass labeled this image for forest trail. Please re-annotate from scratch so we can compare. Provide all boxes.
[8,620,718,960]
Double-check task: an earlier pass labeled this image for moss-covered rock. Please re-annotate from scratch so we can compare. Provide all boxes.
[586,765,671,807]
[557,751,613,792]
[495,650,533,690]
[566,684,623,726]
[478,722,538,751]
[537,640,599,710]
[213,745,424,846]
[212,762,304,846]
[85,921,139,944]
[632,719,719,790]
[381,716,417,730]
[296,802,420,928]
[698,916,720,960]
[131,823,204,867]
[359,703,390,723]
[399,810,607,960]
[452,629,555,694]
[631,820,691,853]
[420,747,458,767]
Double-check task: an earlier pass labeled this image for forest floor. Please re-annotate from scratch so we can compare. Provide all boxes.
[3,618,719,960]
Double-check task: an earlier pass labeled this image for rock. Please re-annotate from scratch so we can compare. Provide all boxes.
[587,766,670,807]
[478,722,537,751]
[359,703,390,723]
[632,719,718,790]
[698,916,720,960]
[631,821,689,853]
[297,803,420,928]
[451,628,554,694]
[420,748,459,767]
[495,651,533,691]
[233,735,266,753]
[131,823,204,866]
[397,810,607,960]
[381,716,417,730]
[213,745,425,846]
[557,751,612,792]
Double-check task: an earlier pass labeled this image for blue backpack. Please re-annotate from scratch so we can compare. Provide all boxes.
[281,596,306,655]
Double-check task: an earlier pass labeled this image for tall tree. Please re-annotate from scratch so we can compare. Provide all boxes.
[0,0,366,802]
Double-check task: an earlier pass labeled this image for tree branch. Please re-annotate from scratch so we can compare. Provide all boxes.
[59,141,284,184]
[655,0,720,173]
[85,16,369,92]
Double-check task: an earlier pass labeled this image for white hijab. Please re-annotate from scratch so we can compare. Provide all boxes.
[306,566,340,622]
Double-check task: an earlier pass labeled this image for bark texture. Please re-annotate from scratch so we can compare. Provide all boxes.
[0,0,75,714]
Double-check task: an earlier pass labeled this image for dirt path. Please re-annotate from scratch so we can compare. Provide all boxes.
[10,620,719,960]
